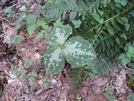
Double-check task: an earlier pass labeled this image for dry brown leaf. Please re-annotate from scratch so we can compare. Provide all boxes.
[19,31,28,38]
[8,96,15,101]
[94,77,108,86]
[29,95,38,101]
[2,22,17,43]
[80,87,88,95]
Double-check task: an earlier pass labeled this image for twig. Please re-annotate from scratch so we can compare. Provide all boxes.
[0,17,14,26]
[13,78,27,96]
[120,63,134,72]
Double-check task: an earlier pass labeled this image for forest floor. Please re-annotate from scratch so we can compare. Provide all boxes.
[0,0,133,101]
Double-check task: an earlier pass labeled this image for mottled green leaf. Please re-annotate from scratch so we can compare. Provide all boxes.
[44,25,96,74]
[44,47,65,74]
[46,24,72,45]
[63,36,96,66]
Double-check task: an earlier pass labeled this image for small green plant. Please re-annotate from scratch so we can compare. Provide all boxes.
[84,62,98,78]
[71,20,82,28]
[127,93,134,101]
[103,89,115,101]
[12,57,50,92]
[44,24,96,74]
[119,43,134,66]
[4,7,15,21]
[27,71,38,86]
[11,57,34,81]
[36,18,63,39]
[14,3,49,37]
[11,65,26,81]
[13,35,25,44]
[42,78,50,88]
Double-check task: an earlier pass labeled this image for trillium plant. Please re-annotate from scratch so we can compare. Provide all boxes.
[44,25,96,74]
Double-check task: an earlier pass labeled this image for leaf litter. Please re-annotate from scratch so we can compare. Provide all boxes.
[0,0,133,101]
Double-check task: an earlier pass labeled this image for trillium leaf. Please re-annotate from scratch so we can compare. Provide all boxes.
[63,36,96,66]
[44,47,65,74]
[46,24,72,45]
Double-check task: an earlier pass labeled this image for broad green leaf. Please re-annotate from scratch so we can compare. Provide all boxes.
[15,22,22,30]
[26,14,36,25]
[54,18,63,28]
[19,65,24,70]
[129,11,134,17]
[4,7,14,17]
[36,33,44,39]
[46,25,72,45]
[126,52,132,58]
[44,47,65,74]
[28,77,35,86]
[121,0,127,6]
[36,19,46,27]
[114,0,120,3]
[27,25,36,36]
[124,23,130,31]
[28,71,38,76]
[31,71,38,76]
[127,46,134,57]
[72,20,82,28]
[13,35,24,43]
[63,36,96,66]
[119,54,131,65]
[30,87,36,92]
[103,89,115,101]
[19,73,25,81]
[127,93,134,101]
[128,46,134,54]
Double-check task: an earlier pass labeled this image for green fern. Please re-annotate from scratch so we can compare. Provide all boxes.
[40,0,101,20]
[72,0,134,75]
[71,67,83,90]
[95,56,119,76]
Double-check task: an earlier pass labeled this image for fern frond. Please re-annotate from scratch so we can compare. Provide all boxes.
[72,0,134,75]
[71,67,83,90]
[96,56,119,76]
[40,0,101,20]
